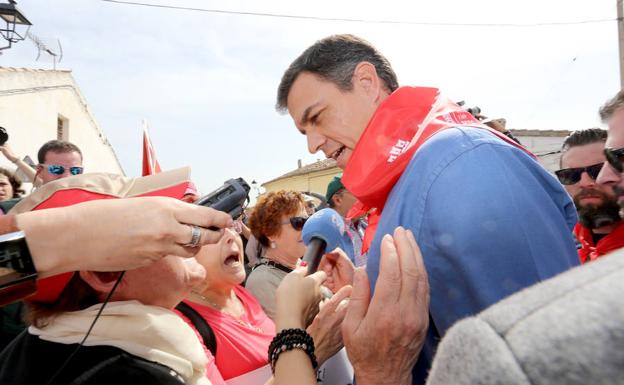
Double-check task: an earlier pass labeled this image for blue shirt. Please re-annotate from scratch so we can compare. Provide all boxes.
[365,127,579,384]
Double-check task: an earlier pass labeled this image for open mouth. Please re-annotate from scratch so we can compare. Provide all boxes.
[224,252,241,267]
[329,146,346,161]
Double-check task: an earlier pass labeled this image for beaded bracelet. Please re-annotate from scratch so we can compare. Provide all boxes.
[268,328,318,373]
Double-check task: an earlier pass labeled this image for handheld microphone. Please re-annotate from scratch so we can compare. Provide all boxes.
[301,208,354,275]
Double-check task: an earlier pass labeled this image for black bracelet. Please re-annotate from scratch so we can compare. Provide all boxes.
[268,328,318,373]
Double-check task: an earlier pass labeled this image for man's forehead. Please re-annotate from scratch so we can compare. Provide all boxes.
[45,150,82,163]
[607,109,624,148]
[561,142,606,167]
[287,73,331,120]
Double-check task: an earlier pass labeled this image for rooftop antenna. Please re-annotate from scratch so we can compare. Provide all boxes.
[26,30,62,69]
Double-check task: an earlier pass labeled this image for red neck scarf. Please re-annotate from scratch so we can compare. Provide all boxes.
[343,86,533,253]
[574,222,624,263]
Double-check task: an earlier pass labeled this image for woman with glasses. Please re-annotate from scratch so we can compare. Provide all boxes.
[245,190,308,320]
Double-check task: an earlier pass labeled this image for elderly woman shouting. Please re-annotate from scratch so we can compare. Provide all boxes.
[178,224,348,385]
[245,190,308,320]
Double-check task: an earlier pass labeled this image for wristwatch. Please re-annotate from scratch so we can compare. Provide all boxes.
[0,231,38,305]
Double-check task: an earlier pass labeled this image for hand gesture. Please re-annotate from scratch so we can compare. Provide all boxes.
[308,285,351,365]
[342,227,430,385]
[275,265,326,330]
[319,248,355,293]
[0,143,18,163]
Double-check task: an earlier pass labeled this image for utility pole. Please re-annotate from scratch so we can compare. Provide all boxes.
[618,0,624,88]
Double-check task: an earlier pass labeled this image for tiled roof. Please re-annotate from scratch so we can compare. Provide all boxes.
[263,159,337,185]
[0,66,71,73]
[510,129,572,137]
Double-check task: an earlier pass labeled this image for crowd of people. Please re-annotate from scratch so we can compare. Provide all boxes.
[0,33,622,385]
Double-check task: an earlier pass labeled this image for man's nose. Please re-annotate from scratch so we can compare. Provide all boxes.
[578,171,597,187]
[596,161,620,186]
[307,131,325,154]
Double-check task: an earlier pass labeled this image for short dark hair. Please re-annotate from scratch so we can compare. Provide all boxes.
[599,90,624,122]
[561,128,607,153]
[276,34,399,112]
[560,128,607,167]
[37,140,83,164]
[0,167,24,198]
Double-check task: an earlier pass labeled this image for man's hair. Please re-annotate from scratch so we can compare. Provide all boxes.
[561,128,607,153]
[599,90,624,123]
[560,128,607,168]
[276,34,399,112]
[37,140,83,164]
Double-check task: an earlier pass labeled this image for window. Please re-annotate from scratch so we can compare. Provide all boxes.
[57,115,69,140]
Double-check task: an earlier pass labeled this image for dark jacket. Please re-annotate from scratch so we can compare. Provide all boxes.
[0,331,186,385]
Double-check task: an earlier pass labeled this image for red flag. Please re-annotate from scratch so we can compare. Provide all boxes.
[142,121,162,176]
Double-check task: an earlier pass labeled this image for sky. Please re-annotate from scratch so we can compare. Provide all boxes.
[1,0,620,197]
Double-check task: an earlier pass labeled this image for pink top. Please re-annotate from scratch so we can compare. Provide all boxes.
[177,285,276,382]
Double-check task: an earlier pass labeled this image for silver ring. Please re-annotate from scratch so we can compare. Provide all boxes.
[185,225,202,247]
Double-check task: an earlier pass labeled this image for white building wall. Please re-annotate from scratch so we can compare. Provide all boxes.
[0,67,124,178]
[514,134,567,173]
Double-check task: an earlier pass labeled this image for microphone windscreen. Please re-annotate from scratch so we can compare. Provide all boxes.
[302,208,354,258]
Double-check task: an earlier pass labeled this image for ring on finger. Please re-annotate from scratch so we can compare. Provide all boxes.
[184,225,202,248]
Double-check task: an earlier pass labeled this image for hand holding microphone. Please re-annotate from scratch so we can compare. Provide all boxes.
[301,208,355,275]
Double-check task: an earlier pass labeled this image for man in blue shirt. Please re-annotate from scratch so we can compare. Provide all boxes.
[277,34,579,385]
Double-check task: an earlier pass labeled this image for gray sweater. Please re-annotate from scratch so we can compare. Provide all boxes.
[428,250,624,385]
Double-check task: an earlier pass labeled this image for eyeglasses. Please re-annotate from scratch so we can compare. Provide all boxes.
[282,216,308,231]
[43,164,84,176]
[604,147,624,173]
[554,163,604,185]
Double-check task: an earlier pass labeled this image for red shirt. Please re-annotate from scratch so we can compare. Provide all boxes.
[177,286,275,382]
[574,222,624,263]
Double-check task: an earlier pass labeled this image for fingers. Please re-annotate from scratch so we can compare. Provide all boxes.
[405,229,430,305]
[342,267,370,341]
[308,270,328,287]
[332,285,352,314]
[369,233,402,309]
[173,200,234,230]
[172,222,225,248]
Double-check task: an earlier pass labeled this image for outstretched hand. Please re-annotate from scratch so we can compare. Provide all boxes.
[342,227,430,385]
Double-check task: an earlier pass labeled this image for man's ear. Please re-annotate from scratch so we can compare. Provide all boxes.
[331,194,342,208]
[79,271,123,293]
[352,62,382,99]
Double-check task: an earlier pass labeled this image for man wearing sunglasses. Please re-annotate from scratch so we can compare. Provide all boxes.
[0,140,84,347]
[34,140,84,186]
[555,129,623,264]
[597,90,624,220]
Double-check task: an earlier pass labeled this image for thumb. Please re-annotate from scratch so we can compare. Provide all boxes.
[342,267,370,341]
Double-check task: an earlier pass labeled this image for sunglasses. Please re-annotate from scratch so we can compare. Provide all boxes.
[604,147,624,173]
[282,216,308,231]
[554,162,603,185]
[43,164,84,176]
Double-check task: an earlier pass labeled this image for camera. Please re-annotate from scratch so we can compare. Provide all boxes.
[195,178,250,219]
[0,127,8,146]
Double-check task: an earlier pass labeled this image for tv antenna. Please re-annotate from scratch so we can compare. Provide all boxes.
[26,30,62,69]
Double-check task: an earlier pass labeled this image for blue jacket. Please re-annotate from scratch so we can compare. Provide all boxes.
[365,127,579,384]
